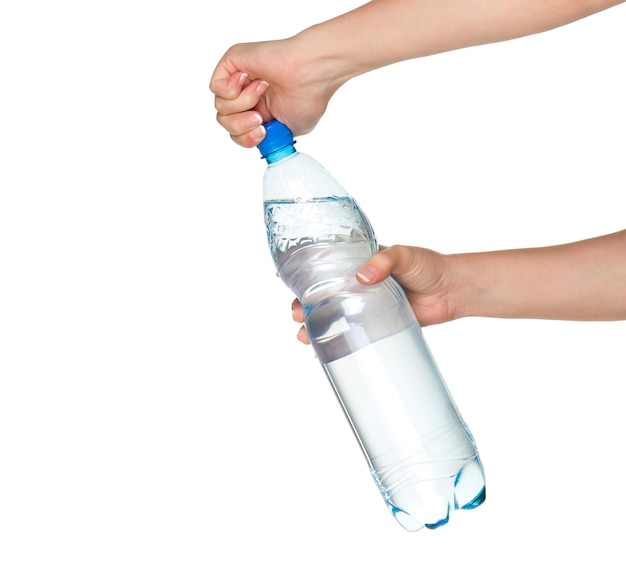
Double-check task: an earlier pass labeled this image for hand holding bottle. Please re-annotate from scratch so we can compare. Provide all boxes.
[292,245,455,344]
[293,232,626,344]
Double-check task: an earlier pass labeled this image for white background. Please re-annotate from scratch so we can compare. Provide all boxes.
[1,1,625,568]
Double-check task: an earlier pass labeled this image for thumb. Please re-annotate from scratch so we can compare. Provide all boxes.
[356,247,393,285]
[356,245,419,286]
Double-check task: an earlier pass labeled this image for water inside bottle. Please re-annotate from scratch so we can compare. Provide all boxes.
[324,324,486,531]
[264,195,376,265]
[264,195,486,531]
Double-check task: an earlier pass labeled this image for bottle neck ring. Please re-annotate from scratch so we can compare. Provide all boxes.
[263,144,296,164]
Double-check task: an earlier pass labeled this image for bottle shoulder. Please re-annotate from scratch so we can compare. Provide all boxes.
[263,151,349,202]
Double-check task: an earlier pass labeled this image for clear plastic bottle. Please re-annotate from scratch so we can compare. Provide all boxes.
[258,120,486,531]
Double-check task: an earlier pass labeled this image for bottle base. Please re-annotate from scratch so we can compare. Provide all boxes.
[388,485,486,532]
[375,457,486,532]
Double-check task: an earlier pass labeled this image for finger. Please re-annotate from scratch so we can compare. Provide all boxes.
[216,110,266,147]
[356,249,395,285]
[210,69,248,100]
[356,245,418,285]
[292,299,304,323]
[214,79,271,148]
[296,325,310,345]
[214,78,269,117]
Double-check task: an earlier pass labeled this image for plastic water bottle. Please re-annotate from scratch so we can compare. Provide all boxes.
[258,120,486,531]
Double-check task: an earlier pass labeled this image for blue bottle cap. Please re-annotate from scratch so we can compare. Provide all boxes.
[257,119,296,162]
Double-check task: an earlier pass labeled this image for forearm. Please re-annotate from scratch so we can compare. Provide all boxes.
[296,0,623,88]
[450,230,626,321]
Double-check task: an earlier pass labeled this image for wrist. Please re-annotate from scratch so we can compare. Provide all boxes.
[293,23,371,96]
[445,252,496,321]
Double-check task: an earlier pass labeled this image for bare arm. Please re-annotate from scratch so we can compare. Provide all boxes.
[448,230,626,321]
[293,230,626,343]
[302,0,624,81]
[211,0,624,145]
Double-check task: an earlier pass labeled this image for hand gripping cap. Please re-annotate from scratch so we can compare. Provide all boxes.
[257,120,296,162]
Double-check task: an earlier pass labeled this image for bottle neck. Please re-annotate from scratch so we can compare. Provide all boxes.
[265,144,296,164]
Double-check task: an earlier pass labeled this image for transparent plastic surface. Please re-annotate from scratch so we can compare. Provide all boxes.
[324,324,485,531]
[263,152,486,531]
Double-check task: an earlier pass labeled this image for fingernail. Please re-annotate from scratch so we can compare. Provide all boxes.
[247,112,263,128]
[356,266,376,283]
[239,72,248,85]
[250,124,266,142]
[256,80,269,95]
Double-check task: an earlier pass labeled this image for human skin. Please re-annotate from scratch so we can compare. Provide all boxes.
[210,0,626,337]
[290,231,626,342]
[210,0,624,146]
